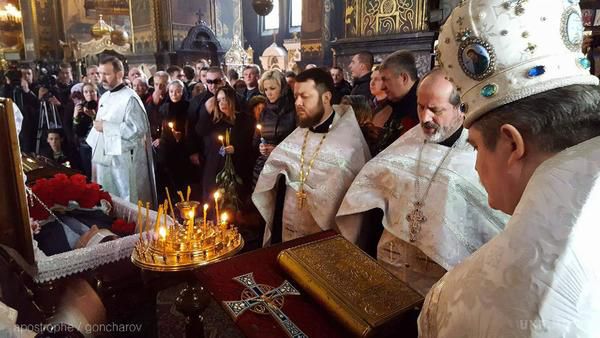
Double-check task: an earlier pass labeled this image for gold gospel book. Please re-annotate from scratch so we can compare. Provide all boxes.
[277,235,424,337]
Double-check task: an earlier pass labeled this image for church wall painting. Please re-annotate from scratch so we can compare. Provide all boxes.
[215,0,242,51]
[344,0,429,37]
[169,0,207,50]
[60,0,132,44]
[130,0,155,54]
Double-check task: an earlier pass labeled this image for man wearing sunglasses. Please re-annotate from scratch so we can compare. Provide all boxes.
[186,67,226,168]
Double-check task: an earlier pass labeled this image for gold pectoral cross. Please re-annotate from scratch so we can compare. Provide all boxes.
[296,187,307,209]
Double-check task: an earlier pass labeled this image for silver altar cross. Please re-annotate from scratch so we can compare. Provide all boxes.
[223,272,308,338]
[406,201,427,242]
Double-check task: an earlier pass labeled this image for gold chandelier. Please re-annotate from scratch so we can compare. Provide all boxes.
[0,3,22,31]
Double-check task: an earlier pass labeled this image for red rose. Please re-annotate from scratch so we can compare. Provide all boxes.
[99,191,112,205]
[112,218,136,235]
[79,183,101,208]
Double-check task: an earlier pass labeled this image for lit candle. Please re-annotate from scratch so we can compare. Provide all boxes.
[218,135,224,147]
[168,121,175,132]
[159,226,167,256]
[213,191,221,224]
[203,203,209,227]
[220,212,228,230]
[256,124,265,144]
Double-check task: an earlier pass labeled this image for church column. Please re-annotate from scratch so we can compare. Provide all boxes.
[300,0,335,67]
[30,0,63,60]
[19,0,37,61]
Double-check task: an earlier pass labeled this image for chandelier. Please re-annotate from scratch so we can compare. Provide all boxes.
[0,3,22,31]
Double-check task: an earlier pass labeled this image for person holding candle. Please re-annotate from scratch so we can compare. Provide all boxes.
[251,69,297,189]
[196,86,256,204]
[157,80,193,195]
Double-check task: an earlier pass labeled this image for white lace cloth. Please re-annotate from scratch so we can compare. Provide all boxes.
[23,195,160,283]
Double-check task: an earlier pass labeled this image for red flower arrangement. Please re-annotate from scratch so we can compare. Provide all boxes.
[29,173,112,221]
[111,218,137,236]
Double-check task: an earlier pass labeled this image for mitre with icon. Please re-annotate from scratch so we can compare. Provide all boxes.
[436,0,599,127]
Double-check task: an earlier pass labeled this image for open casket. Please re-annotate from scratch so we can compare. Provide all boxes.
[0,98,159,319]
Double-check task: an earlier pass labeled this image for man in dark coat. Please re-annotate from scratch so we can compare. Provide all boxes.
[349,51,374,101]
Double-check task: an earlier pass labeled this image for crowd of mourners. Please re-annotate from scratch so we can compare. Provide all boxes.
[2,51,421,214]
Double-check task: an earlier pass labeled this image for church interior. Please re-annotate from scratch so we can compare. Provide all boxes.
[1,0,599,337]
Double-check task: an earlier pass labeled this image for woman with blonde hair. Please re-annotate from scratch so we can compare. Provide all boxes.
[252,69,296,187]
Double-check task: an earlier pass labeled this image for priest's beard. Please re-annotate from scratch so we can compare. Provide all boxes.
[297,97,326,128]
[422,114,463,143]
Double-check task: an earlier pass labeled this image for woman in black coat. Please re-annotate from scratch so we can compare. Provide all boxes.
[196,86,257,206]
[252,69,296,188]
[157,80,192,194]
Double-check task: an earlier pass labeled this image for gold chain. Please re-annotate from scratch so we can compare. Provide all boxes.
[297,130,327,208]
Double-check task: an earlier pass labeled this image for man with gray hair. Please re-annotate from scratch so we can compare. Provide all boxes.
[374,50,420,153]
[86,65,106,95]
[86,56,157,206]
[337,69,506,296]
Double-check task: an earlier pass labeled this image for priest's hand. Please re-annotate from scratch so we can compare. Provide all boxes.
[152,138,160,147]
[224,145,235,154]
[93,120,103,132]
[259,143,275,157]
[190,153,201,166]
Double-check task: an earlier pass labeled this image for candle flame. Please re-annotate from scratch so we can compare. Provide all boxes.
[187,210,195,219]
[158,226,167,239]
[203,203,209,211]
[256,124,262,130]
[221,212,228,223]
[218,135,224,141]
[168,122,174,128]
[213,191,220,200]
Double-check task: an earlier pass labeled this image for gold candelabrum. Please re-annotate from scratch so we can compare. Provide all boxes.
[131,189,243,272]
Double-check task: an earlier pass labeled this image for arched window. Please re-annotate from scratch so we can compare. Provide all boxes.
[263,0,280,31]
[290,0,302,31]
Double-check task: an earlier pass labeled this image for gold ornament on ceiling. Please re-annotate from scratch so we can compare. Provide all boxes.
[90,14,129,46]
[91,14,113,39]
[110,29,129,46]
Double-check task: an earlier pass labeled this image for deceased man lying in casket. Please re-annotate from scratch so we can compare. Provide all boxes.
[28,173,136,256]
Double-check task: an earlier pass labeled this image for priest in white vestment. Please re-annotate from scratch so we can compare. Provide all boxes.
[86,57,157,207]
[418,0,600,336]
[253,68,370,246]
[337,70,507,296]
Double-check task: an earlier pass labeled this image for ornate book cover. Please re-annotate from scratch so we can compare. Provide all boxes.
[277,235,423,338]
